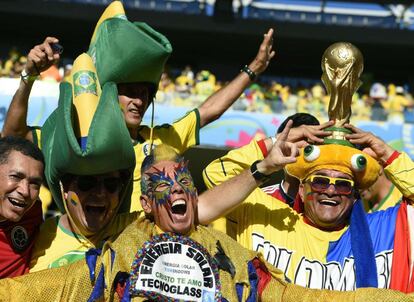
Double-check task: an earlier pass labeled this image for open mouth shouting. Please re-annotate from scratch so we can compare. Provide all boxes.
[171,199,187,216]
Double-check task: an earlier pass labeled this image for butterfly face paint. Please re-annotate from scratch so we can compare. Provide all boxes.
[143,160,198,235]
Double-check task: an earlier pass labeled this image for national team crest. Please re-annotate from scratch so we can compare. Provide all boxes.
[142,143,157,156]
[129,233,221,301]
[11,226,29,252]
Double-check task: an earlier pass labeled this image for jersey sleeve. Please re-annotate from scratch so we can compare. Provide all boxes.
[155,108,200,153]
[385,152,414,202]
[203,139,265,189]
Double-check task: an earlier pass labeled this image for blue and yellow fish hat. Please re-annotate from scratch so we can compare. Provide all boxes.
[87,1,172,96]
[41,52,135,214]
[285,144,380,190]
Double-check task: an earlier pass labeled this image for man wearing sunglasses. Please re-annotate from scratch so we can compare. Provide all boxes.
[0,145,412,302]
[204,124,414,292]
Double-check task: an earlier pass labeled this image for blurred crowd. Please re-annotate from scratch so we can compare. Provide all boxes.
[0,48,72,82]
[157,67,414,123]
[2,48,413,123]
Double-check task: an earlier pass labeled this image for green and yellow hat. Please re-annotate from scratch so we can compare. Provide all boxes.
[87,1,172,93]
[285,144,380,190]
[41,53,135,214]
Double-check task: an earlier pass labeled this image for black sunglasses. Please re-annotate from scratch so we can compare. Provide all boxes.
[76,176,121,194]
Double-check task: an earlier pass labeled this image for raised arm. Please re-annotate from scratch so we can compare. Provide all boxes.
[2,37,60,141]
[198,121,298,224]
[197,28,275,128]
[345,123,414,201]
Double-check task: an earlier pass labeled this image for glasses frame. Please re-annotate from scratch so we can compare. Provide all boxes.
[75,176,122,194]
[306,175,355,195]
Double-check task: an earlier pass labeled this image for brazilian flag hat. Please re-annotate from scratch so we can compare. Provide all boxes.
[87,1,172,93]
[285,144,380,190]
[41,53,135,214]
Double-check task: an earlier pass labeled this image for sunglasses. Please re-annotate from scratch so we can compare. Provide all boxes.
[76,176,121,194]
[307,175,354,195]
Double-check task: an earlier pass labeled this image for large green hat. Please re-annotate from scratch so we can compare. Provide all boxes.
[41,53,135,214]
[87,1,172,91]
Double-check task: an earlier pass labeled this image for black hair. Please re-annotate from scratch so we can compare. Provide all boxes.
[277,113,320,134]
[0,136,44,166]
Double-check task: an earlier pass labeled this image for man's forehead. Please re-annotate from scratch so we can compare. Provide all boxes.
[312,169,353,179]
[147,160,187,174]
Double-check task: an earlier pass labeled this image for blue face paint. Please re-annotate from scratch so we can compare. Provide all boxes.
[145,162,196,207]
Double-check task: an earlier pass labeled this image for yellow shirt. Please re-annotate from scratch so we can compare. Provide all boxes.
[203,140,414,290]
[130,109,200,212]
[363,184,403,213]
[30,211,140,272]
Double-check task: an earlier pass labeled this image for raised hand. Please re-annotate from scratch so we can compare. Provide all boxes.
[248,28,276,75]
[280,120,335,148]
[345,124,395,164]
[25,37,61,76]
[259,120,299,175]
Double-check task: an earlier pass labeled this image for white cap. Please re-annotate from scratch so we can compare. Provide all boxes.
[370,83,387,99]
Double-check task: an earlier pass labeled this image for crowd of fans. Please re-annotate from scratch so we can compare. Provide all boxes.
[1,48,413,123]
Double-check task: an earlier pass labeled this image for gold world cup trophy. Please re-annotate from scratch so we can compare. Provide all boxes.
[321,42,363,145]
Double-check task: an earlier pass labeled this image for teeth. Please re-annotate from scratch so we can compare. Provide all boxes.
[320,199,338,205]
[172,200,186,207]
[8,197,26,208]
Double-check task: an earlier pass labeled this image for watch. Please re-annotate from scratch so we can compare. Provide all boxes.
[250,160,270,182]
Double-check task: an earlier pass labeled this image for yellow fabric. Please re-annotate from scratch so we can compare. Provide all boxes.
[363,184,403,213]
[385,152,414,203]
[130,109,199,212]
[203,139,265,237]
[30,211,139,272]
[1,216,413,301]
[39,185,52,215]
[285,144,381,190]
[90,1,126,45]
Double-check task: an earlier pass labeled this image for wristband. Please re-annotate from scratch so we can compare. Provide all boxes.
[240,65,256,81]
[21,69,38,83]
[383,150,400,167]
[250,160,271,182]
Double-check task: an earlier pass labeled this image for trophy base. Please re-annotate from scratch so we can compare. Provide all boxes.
[324,127,354,147]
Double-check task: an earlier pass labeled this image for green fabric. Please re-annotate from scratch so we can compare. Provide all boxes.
[41,81,135,214]
[88,18,172,87]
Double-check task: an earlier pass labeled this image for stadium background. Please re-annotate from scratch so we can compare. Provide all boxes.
[1,0,414,189]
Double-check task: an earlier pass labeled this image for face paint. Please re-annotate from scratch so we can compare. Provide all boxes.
[145,161,196,207]
[175,161,196,197]
[305,192,314,202]
[70,192,80,206]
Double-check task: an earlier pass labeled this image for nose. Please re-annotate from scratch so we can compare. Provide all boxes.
[324,184,337,196]
[17,180,30,198]
[130,96,144,106]
[171,181,184,194]
[93,180,107,197]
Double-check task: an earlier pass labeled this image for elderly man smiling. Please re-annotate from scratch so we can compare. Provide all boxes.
[203,124,414,292]
[0,144,412,302]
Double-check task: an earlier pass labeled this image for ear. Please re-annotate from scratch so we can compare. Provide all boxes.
[298,183,305,201]
[140,195,153,214]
